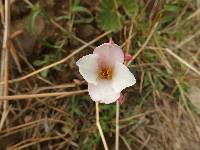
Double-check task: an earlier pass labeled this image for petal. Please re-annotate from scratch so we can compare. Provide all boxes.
[76,54,98,84]
[88,80,120,104]
[93,43,124,68]
[117,93,125,105]
[112,63,136,93]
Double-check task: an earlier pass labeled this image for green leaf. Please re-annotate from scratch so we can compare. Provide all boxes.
[44,55,52,63]
[74,17,93,23]
[72,4,93,24]
[56,15,71,21]
[72,96,84,116]
[97,0,121,32]
[101,0,115,9]
[28,3,42,33]
[72,6,91,14]
[40,69,49,78]
[33,60,45,66]
[42,39,62,49]
[122,0,138,17]
[73,0,81,6]
[96,0,122,32]
[54,65,62,71]
[164,4,181,13]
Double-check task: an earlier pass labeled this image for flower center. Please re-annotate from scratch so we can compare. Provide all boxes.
[98,68,112,80]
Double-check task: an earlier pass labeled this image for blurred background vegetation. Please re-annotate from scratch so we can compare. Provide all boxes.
[0,0,200,149]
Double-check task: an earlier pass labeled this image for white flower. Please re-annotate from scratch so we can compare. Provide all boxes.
[76,42,136,104]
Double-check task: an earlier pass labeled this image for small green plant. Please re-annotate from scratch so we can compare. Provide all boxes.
[96,0,138,32]
[33,50,62,78]
[56,0,93,33]
[100,104,116,132]
[28,3,47,33]
[72,96,84,117]
[122,0,138,18]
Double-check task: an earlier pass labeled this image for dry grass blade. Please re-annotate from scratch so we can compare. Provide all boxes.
[127,22,159,66]
[22,0,33,8]
[147,46,200,76]
[166,48,200,76]
[0,89,88,100]
[176,30,200,49]
[0,0,10,131]
[8,134,66,150]
[119,109,160,122]
[115,101,120,150]
[0,118,66,135]
[0,31,111,85]
[96,102,108,150]
[119,134,132,150]
[9,41,22,73]
[0,1,199,149]
[186,7,200,21]
[0,0,4,24]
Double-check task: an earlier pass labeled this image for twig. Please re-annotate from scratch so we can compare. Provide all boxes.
[147,46,200,76]
[125,19,134,54]
[32,83,79,93]
[127,22,159,66]
[0,0,4,24]
[0,31,111,85]
[0,89,88,100]
[119,134,132,150]
[17,51,54,86]
[139,135,151,150]
[9,134,66,150]
[23,0,33,8]
[96,102,108,150]
[115,101,119,150]
[9,41,22,73]
[176,30,200,49]
[0,0,10,131]
[0,106,10,130]
[50,19,95,49]
[165,48,200,76]
[120,33,135,48]
[119,109,160,122]
[0,118,66,135]
[185,7,200,21]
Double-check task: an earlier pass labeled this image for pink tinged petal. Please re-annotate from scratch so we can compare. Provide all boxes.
[112,63,136,93]
[109,39,114,44]
[117,93,125,105]
[88,80,120,104]
[93,43,124,68]
[124,53,133,61]
[76,54,98,85]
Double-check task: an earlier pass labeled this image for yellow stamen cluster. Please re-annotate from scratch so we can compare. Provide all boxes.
[98,68,112,80]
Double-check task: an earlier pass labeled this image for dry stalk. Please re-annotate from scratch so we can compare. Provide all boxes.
[147,46,200,76]
[8,134,66,150]
[119,134,132,150]
[115,101,119,150]
[0,118,66,136]
[0,0,10,131]
[0,89,88,100]
[127,22,159,66]
[115,19,135,150]
[0,31,111,85]
[0,0,4,24]
[176,30,200,49]
[96,102,108,150]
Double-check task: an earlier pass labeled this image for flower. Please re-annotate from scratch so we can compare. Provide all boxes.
[76,42,136,104]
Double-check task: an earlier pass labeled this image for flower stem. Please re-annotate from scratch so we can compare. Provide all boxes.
[115,101,119,150]
[96,102,108,150]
